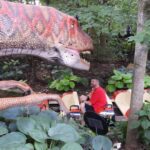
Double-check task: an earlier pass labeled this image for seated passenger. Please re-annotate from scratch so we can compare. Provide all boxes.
[80,79,107,114]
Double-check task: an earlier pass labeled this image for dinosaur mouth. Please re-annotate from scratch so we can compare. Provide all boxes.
[80,50,91,65]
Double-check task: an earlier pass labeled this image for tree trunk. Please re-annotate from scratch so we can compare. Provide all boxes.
[125,0,150,149]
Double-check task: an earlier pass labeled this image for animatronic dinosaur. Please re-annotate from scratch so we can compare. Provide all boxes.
[0,1,93,111]
[0,80,34,94]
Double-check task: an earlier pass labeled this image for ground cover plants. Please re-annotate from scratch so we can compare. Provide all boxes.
[0,108,112,150]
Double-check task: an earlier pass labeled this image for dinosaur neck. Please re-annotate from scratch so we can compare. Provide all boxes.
[0,48,56,61]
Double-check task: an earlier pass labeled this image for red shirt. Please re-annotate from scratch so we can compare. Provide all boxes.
[90,87,107,113]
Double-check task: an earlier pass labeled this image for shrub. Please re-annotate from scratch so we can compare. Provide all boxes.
[0,109,112,150]
[0,59,28,80]
[131,102,150,146]
[108,121,127,143]
[49,69,86,92]
[106,70,132,93]
[106,69,150,93]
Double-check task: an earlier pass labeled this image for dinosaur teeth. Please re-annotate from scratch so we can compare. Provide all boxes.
[81,51,91,54]
[82,58,90,64]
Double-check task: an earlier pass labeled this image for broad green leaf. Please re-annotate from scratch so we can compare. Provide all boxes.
[31,115,51,131]
[113,70,122,76]
[129,32,145,43]
[122,74,132,80]
[38,110,58,121]
[64,86,69,91]
[1,143,34,150]
[51,147,60,150]
[141,119,150,130]
[115,81,124,89]
[123,79,132,84]
[48,123,81,142]
[144,130,150,140]
[70,75,80,82]
[70,82,75,88]
[0,122,8,136]
[106,85,116,93]
[17,117,37,135]
[108,79,115,84]
[12,144,34,150]
[61,142,83,150]
[126,83,132,89]
[29,129,48,143]
[0,126,8,136]
[138,110,147,116]
[0,132,26,149]
[92,135,112,150]
[111,75,122,81]
[49,80,58,89]
[34,142,48,150]
[60,79,70,85]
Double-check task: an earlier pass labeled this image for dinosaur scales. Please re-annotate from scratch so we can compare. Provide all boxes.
[0,1,93,111]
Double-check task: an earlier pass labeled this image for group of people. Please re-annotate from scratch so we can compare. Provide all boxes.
[79,79,108,114]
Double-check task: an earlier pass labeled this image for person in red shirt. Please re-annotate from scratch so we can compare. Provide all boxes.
[80,79,107,114]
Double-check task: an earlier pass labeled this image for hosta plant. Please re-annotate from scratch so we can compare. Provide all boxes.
[0,109,112,150]
[106,70,132,93]
[49,69,86,92]
[106,70,150,93]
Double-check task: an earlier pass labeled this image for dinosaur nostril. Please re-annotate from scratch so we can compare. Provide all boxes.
[53,47,59,52]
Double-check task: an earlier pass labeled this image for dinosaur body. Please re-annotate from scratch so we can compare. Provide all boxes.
[0,0,93,70]
[0,1,93,110]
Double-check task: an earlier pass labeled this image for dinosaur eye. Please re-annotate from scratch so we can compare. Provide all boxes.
[71,23,74,28]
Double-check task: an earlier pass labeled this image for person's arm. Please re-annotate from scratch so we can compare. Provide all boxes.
[85,101,92,105]
[79,95,88,103]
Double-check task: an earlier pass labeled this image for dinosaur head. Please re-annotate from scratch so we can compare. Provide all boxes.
[47,46,90,70]
[50,10,93,70]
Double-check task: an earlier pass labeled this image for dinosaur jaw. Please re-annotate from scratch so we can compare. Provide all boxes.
[51,46,90,70]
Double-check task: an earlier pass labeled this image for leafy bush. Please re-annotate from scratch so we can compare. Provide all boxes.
[108,121,127,143]
[129,20,150,46]
[0,109,112,150]
[144,75,150,88]
[0,59,28,80]
[106,69,150,93]
[106,70,133,93]
[131,102,150,146]
[49,69,86,92]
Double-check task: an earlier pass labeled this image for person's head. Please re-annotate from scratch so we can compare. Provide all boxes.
[90,79,100,88]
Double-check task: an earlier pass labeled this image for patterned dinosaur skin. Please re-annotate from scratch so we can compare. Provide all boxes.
[0,1,93,111]
[0,80,34,94]
[0,80,69,112]
[0,93,69,113]
[0,0,93,70]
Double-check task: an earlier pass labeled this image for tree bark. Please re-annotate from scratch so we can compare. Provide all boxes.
[125,0,150,149]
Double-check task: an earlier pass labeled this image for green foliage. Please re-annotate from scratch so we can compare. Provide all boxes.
[106,70,133,93]
[129,20,150,46]
[144,75,150,88]
[131,102,150,146]
[49,69,85,92]
[92,135,112,150]
[0,110,112,149]
[61,142,83,150]
[0,59,28,80]
[108,121,128,143]
[106,69,150,93]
